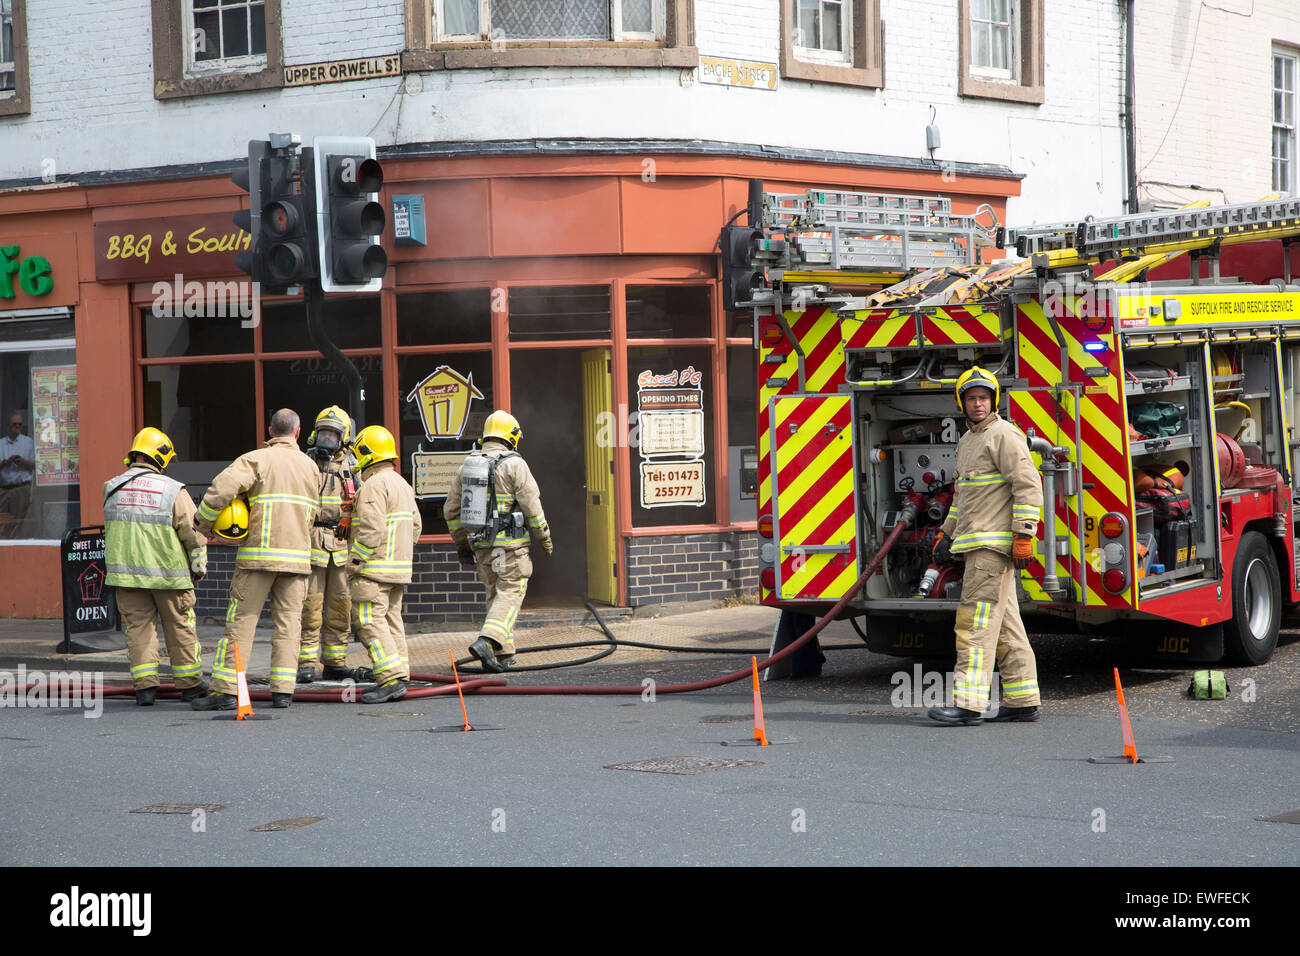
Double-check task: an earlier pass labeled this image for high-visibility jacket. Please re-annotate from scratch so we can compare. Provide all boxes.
[445,443,549,552]
[940,412,1043,557]
[104,463,206,590]
[310,450,353,568]
[347,460,422,583]
[195,435,320,573]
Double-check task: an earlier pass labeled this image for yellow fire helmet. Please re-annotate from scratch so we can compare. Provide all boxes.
[214,499,250,541]
[309,405,353,448]
[481,410,522,450]
[124,427,176,471]
[955,366,999,411]
[351,425,398,472]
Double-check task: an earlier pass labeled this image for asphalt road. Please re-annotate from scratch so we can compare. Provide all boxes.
[1,619,1296,870]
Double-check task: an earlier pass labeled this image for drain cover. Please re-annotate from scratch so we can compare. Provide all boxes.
[604,756,762,775]
[1258,809,1300,824]
[698,716,751,724]
[132,804,226,814]
[357,711,419,718]
[249,816,325,831]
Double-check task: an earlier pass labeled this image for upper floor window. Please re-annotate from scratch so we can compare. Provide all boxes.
[958,0,1043,105]
[435,0,665,43]
[779,0,880,89]
[1274,48,1298,194]
[792,0,851,66]
[188,0,267,75]
[0,0,29,116]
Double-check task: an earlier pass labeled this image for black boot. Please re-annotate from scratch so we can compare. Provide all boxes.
[271,692,293,709]
[987,705,1040,722]
[928,706,984,726]
[361,679,408,704]
[321,664,355,681]
[179,679,210,703]
[468,636,507,673]
[135,687,157,707]
[191,693,237,711]
[297,666,317,684]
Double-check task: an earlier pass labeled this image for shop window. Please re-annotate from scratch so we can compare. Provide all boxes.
[142,308,254,359]
[727,346,757,523]
[263,358,384,440]
[261,296,381,352]
[957,0,1044,105]
[509,286,610,342]
[0,316,78,540]
[0,0,29,116]
[627,285,711,339]
[142,362,256,489]
[628,344,716,527]
[779,0,881,90]
[405,0,698,71]
[151,0,283,100]
[397,352,495,535]
[397,289,492,346]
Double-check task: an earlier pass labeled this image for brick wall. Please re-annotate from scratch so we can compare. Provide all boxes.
[195,532,761,623]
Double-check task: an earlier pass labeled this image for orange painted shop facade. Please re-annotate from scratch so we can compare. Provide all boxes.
[0,147,1019,620]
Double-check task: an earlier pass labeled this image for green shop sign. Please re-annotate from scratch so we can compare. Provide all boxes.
[0,245,54,298]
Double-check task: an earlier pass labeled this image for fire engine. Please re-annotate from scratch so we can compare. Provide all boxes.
[731,183,1300,665]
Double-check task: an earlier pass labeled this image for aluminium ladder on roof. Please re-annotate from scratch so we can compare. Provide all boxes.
[761,188,996,274]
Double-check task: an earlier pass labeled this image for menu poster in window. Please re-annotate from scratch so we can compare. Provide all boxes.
[32,364,78,486]
[635,366,707,508]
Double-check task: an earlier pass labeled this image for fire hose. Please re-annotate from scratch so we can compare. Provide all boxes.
[24,503,920,703]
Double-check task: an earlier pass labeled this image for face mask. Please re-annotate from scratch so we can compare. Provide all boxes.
[315,429,342,453]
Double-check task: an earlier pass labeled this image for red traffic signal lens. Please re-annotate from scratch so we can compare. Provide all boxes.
[262,200,298,237]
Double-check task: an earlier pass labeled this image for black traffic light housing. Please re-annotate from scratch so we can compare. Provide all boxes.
[313,136,387,292]
[232,139,271,282]
[721,225,763,310]
[232,136,318,294]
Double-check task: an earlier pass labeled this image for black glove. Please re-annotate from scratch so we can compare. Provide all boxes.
[932,532,953,567]
[457,544,475,568]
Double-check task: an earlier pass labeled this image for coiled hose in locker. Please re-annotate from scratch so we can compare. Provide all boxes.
[31,508,917,703]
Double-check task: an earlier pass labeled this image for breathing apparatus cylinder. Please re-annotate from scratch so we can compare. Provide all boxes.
[460,453,491,533]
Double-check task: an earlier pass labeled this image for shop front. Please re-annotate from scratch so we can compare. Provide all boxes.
[0,149,1019,621]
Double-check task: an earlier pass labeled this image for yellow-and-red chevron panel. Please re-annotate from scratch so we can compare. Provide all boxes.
[1013,299,1133,609]
[920,306,1004,346]
[772,394,857,601]
[841,308,921,350]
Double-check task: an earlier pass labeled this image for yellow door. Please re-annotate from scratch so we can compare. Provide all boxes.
[582,348,618,604]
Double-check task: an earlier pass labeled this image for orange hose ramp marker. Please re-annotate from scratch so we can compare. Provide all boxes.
[233,641,254,721]
[1088,668,1173,764]
[751,656,769,746]
[451,650,472,732]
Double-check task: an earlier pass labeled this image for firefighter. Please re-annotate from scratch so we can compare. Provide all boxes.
[190,409,319,710]
[445,410,552,673]
[297,405,357,683]
[928,367,1044,725]
[104,428,208,706]
[343,425,421,703]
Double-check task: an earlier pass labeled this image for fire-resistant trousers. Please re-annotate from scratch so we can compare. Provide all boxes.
[211,569,307,695]
[472,546,532,655]
[951,548,1041,711]
[116,586,204,691]
[349,577,409,685]
[300,559,351,669]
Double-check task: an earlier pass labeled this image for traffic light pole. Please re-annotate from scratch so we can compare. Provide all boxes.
[304,278,366,431]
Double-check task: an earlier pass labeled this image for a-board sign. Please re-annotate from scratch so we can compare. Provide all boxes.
[59,525,124,654]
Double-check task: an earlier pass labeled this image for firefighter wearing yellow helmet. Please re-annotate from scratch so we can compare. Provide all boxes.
[929,367,1045,726]
[297,405,357,683]
[341,425,422,703]
[191,409,320,710]
[104,427,208,706]
[444,410,552,673]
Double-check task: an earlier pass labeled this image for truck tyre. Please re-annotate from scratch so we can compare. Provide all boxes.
[1223,531,1280,665]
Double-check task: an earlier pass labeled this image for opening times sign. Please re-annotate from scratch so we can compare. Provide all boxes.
[636,366,706,509]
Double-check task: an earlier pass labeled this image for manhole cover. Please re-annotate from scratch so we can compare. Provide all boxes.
[357,711,419,718]
[250,816,325,831]
[604,756,762,775]
[698,716,751,724]
[131,804,226,814]
[1258,809,1300,824]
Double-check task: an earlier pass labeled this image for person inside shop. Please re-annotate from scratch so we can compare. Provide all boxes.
[0,411,36,533]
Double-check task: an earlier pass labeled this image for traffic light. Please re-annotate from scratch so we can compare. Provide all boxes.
[232,140,271,282]
[721,225,763,310]
[259,139,318,293]
[313,136,387,293]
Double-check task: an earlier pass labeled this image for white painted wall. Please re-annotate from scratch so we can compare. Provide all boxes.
[0,0,1123,226]
[1135,0,1300,208]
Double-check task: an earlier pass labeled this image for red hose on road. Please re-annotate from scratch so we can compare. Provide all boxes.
[14,511,913,704]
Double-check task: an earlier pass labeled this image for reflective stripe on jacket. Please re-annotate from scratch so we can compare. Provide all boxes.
[104,465,205,589]
[940,412,1043,557]
[348,460,422,583]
